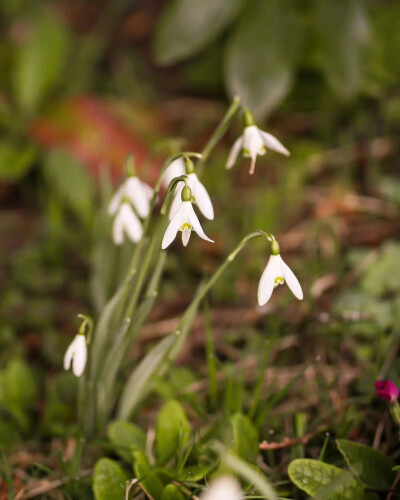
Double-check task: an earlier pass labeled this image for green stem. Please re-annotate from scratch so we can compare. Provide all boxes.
[197,96,241,171]
[204,298,218,410]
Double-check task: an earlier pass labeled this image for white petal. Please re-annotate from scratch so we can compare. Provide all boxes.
[226,136,243,169]
[108,188,123,216]
[181,228,191,246]
[161,158,186,188]
[124,177,150,219]
[162,204,185,249]
[191,174,214,220]
[257,255,282,306]
[259,130,290,156]
[187,203,214,244]
[112,209,125,245]
[243,126,265,156]
[243,126,265,174]
[281,258,303,300]
[120,203,143,243]
[142,182,154,200]
[63,337,77,371]
[200,476,242,500]
[169,182,185,220]
[72,335,87,377]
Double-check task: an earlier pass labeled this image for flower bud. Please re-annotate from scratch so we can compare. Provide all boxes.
[184,158,195,175]
[242,108,255,127]
[270,239,280,256]
[125,154,136,176]
[181,185,192,202]
[375,380,399,403]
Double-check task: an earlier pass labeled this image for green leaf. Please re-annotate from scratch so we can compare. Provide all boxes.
[4,358,38,410]
[361,242,400,296]
[133,450,164,500]
[117,334,176,419]
[225,0,303,118]
[337,439,395,490]
[13,11,69,111]
[107,421,146,463]
[161,484,185,500]
[153,0,242,65]
[93,458,128,500]
[315,0,369,99]
[43,149,95,225]
[231,413,259,463]
[288,459,364,499]
[0,141,37,182]
[155,399,192,462]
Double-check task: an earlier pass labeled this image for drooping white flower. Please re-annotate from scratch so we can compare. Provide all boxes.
[169,172,214,221]
[108,176,153,219]
[200,476,242,500]
[64,334,87,377]
[258,240,303,306]
[226,109,290,175]
[162,186,213,249]
[112,202,143,245]
[161,157,186,189]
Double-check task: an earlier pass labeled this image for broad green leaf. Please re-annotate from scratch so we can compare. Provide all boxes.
[133,450,164,500]
[13,11,69,111]
[0,141,37,182]
[4,358,38,410]
[315,0,369,98]
[43,149,95,225]
[155,399,192,462]
[107,421,146,463]
[288,459,364,499]
[337,439,395,490]
[93,458,128,500]
[153,0,242,65]
[161,484,185,500]
[361,242,400,296]
[231,413,259,463]
[225,0,303,118]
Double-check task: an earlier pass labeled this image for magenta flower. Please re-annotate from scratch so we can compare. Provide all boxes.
[375,380,399,402]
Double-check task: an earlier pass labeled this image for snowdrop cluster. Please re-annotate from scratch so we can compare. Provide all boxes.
[64,105,303,378]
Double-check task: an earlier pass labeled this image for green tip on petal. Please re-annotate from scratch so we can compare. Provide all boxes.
[181,185,192,202]
[242,108,255,127]
[271,239,280,255]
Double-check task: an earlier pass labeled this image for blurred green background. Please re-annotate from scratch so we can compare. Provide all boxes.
[2,0,400,497]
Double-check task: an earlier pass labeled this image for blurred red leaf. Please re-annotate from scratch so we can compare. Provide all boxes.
[30,96,165,183]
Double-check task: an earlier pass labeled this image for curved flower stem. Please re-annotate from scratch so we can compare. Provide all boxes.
[197,96,241,171]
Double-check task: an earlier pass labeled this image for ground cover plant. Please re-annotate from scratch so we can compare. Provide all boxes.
[2,1,400,499]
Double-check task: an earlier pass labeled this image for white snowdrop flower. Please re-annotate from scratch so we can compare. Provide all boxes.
[112,202,143,245]
[162,185,213,249]
[108,176,153,219]
[258,240,303,306]
[64,334,87,377]
[200,476,243,500]
[161,157,186,189]
[169,161,214,221]
[226,109,290,175]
